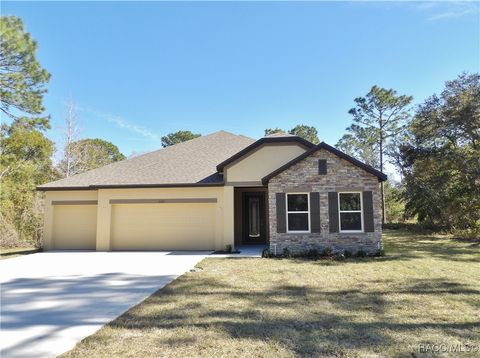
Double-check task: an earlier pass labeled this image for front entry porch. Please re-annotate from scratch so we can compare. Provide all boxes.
[234,187,269,247]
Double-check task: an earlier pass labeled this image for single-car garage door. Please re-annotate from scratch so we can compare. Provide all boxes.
[111,203,216,250]
[52,204,97,249]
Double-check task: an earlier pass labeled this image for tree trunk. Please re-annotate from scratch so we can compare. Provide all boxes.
[380,181,386,224]
[379,133,386,224]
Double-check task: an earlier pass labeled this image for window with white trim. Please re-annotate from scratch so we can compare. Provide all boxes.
[338,192,363,232]
[286,193,310,232]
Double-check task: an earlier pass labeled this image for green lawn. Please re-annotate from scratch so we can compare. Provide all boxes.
[0,247,39,260]
[63,230,479,357]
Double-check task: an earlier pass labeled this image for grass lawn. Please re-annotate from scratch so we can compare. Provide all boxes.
[63,230,479,357]
[0,247,39,260]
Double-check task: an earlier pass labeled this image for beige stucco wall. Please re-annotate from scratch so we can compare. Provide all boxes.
[225,143,307,184]
[43,186,234,251]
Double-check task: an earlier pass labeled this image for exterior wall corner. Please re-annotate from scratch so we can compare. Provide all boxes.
[222,186,235,249]
[95,190,112,251]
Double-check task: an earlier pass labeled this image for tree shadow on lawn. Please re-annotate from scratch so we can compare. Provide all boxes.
[106,275,479,356]
[383,230,480,263]
[63,232,479,356]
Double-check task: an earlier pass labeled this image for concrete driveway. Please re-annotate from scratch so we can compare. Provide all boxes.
[0,251,210,358]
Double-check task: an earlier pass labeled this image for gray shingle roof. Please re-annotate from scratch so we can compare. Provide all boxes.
[38,131,255,190]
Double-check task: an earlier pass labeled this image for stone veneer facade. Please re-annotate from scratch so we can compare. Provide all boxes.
[268,148,383,254]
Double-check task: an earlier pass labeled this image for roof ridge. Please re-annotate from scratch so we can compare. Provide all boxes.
[264,132,296,138]
[65,131,237,176]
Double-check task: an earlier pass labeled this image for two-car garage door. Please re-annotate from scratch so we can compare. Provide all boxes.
[110,203,216,250]
[52,202,216,250]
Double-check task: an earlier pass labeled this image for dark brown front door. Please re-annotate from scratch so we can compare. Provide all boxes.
[242,192,267,244]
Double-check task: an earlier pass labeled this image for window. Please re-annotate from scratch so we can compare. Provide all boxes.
[286,193,310,232]
[318,159,327,175]
[248,197,260,238]
[338,192,363,232]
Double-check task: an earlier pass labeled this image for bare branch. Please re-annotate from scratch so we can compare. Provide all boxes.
[58,98,83,178]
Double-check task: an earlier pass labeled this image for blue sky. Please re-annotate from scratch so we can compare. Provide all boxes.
[3,1,479,167]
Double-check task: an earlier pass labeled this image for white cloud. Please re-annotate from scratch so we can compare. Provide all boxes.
[356,1,479,21]
[426,7,477,21]
[77,106,161,142]
[412,1,479,21]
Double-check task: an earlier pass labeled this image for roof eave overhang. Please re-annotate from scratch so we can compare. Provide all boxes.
[36,182,225,191]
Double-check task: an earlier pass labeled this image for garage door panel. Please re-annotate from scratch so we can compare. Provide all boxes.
[53,205,97,249]
[111,203,215,250]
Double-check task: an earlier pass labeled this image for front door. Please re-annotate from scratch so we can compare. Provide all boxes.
[242,192,266,244]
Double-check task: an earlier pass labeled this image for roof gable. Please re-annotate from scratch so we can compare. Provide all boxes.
[216,136,315,172]
[261,142,387,183]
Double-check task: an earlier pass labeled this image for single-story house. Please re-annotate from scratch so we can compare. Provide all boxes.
[38,131,387,254]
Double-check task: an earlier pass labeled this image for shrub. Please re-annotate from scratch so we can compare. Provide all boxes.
[384,222,480,240]
[261,246,379,261]
[356,249,367,258]
[0,204,44,249]
[382,222,448,234]
[0,213,21,248]
[321,246,333,257]
[262,248,274,258]
[452,228,480,241]
[225,244,232,253]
